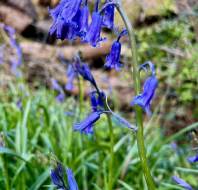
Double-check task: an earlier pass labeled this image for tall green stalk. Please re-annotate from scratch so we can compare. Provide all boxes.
[106,114,114,190]
[77,77,88,190]
[95,85,114,190]
[116,2,156,189]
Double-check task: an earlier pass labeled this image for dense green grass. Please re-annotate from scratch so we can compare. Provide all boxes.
[0,81,197,190]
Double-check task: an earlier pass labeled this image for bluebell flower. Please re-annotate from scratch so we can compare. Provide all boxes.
[131,62,158,116]
[65,64,77,91]
[187,154,198,163]
[172,176,193,190]
[51,79,65,102]
[102,1,115,29]
[49,0,82,25]
[50,163,66,190]
[74,57,97,88]
[66,169,79,190]
[84,11,104,47]
[105,29,128,71]
[73,111,102,134]
[105,41,122,71]
[78,1,89,38]
[49,16,77,40]
[89,91,105,112]
[84,0,105,47]
[49,0,83,40]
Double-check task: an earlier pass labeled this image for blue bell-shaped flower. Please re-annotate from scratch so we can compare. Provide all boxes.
[73,111,102,134]
[102,1,115,29]
[84,11,103,47]
[61,0,83,25]
[74,57,97,88]
[78,3,89,39]
[50,163,66,189]
[105,29,127,71]
[131,62,158,116]
[49,0,83,40]
[105,41,122,71]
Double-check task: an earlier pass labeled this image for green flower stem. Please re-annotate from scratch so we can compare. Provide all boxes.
[107,113,114,190]
[95,86,114,190]
[78,77,84,115]
[77,77,88,190]
[116,2,156,190]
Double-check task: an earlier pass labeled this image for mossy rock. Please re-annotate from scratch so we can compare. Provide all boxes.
[115,0,177,27]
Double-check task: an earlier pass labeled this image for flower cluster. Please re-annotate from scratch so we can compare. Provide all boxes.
[73,56,137,134]
[51,163,79,190]
[48,1,159,189]
[49,0,128,71]
[72,56,106,134]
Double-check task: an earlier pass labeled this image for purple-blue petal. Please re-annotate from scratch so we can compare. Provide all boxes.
[172,176,193,190]
[73,112,101,134]
[84,12,103,47]
[131,75,158,116]
[78,5,89,38]
[187,154,198,163]
[75,61,97,88]
[66,168,79,190]
[102,2,115,29]
[105,41,122,71]
[89,91,105,112]
[50,163,66,189]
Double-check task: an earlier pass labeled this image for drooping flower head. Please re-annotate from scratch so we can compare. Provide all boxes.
[50,163,67,190]
[105,29,128,71]
[74,56,97,89]
[131,61,158,116]
[84,0,105,47]
[49,0,83,40]
[102,0,115,29]
[78,0,89,39]
[172,176,193,190]
[89,91,105,112]
[51,162,79,190]
[187,154,198,163]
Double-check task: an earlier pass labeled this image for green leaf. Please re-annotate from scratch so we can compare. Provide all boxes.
[29,169,50,190]
[0,147,27,162]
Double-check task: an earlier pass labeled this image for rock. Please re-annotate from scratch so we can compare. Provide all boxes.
[6,0,37,18]
[115,0,177,27]
[0,0,37,33]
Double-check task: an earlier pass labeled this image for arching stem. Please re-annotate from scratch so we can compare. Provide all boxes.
[115,2,156,190]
